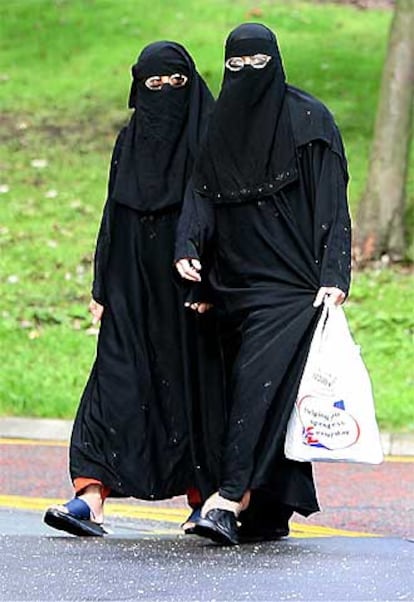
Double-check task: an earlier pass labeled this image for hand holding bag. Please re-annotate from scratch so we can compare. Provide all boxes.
[284,302,383,464]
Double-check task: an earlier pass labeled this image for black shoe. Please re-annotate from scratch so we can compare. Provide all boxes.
[43,498,106,537]
[238,522,289,544]
[192,508,239,546]
[238,493,292,544]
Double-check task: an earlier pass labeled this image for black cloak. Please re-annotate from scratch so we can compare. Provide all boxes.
[70,42,224,501]
[175,24,352,516]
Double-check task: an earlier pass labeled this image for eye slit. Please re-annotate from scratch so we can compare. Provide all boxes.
[225,57,244,71]
[250,54,272,68]
[169,73,188,87]
[144,76,163,90]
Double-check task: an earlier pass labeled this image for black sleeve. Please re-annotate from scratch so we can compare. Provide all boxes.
[320,127,352,295]
[301,131,352,296]
[320,148,352,295]
[91,128,126,304]
[174,179,216,262]
[174,180,216,304]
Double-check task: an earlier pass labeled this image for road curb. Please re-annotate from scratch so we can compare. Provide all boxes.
[1,417,414,456]
[0,417,73,441]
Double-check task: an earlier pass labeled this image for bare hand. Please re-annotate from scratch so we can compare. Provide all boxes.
[175,258,202,282]
[89,299,104,324]
[184,302,213,314]
[313,286,346,308]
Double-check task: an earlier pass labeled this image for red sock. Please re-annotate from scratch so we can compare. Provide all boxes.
[186,487,202,509]
[73,477,111,501]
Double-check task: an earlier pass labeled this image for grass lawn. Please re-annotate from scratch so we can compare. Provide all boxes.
[0,0,413,430]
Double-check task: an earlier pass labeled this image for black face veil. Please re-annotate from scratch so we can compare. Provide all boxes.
[193,23,297,202]
[112,41,214,212]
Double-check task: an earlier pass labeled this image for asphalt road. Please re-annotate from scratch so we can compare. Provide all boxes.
[1,509,413,602]
[0,439,413,601]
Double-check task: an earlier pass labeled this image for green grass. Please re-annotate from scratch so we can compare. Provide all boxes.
[346,269,414,431]
[0,0,413,430]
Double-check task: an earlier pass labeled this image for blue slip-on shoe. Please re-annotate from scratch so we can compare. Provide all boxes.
[181,507,202,535]
[43,497,106,537]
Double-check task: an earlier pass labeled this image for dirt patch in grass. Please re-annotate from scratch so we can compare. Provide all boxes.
[0,110,125,153]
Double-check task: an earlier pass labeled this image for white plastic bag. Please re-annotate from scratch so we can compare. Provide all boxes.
[284,303,383,464]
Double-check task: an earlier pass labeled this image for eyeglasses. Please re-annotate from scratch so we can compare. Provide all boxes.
[225,54,272,72]
[144,73,188,91]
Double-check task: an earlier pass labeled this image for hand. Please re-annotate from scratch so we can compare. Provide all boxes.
[89,299,104,324]
[175,258,202,282]
[313,286,346,308]
[184,302,213,314]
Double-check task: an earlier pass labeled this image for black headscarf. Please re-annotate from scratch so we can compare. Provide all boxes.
[112,41,214,212]
[193,23,297,203]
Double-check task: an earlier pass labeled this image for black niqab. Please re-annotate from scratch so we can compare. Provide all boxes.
[113,41,213,212]
[70,42,223,501]
[175,23,351,512]
[193,23,297,202]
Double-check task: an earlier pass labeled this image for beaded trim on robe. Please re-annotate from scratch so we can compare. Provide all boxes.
[197,166,298,204]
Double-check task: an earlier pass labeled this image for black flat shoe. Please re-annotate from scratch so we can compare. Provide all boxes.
[238,492,292,544]
[192,508,239,546]
[238,523,289,544]
[43,498,106,537]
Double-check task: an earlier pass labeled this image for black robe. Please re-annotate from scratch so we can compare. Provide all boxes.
[70,44,225,501]
[175,86,351,515]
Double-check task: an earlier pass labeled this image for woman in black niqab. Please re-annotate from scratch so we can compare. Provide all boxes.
[112,41,210,213]
[194,22,297,201]
[176,23,352,545]
[44,42,224,537]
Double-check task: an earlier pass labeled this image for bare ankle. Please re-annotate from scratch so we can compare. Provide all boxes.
[78,484,102,497]
[240,490,251,512]
[78,486,105,521]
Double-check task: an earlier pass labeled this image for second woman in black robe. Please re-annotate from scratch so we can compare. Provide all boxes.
[175,23,352,545]
[44,41,225,537]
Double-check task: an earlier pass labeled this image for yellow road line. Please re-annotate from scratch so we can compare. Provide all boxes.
[0,438,67,447]
[0,494,378,538]
[0,495,187,520]
[383,456,414,463]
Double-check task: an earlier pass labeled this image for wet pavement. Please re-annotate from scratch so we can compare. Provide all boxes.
[0,438,413,601]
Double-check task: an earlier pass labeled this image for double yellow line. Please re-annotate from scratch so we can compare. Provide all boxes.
[0,494,378,538]
[3,438,409,538]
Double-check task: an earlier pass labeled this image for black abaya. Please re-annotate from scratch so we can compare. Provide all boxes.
[175,76,351,514]
[70,43,225,501]
[72,200,224,499]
